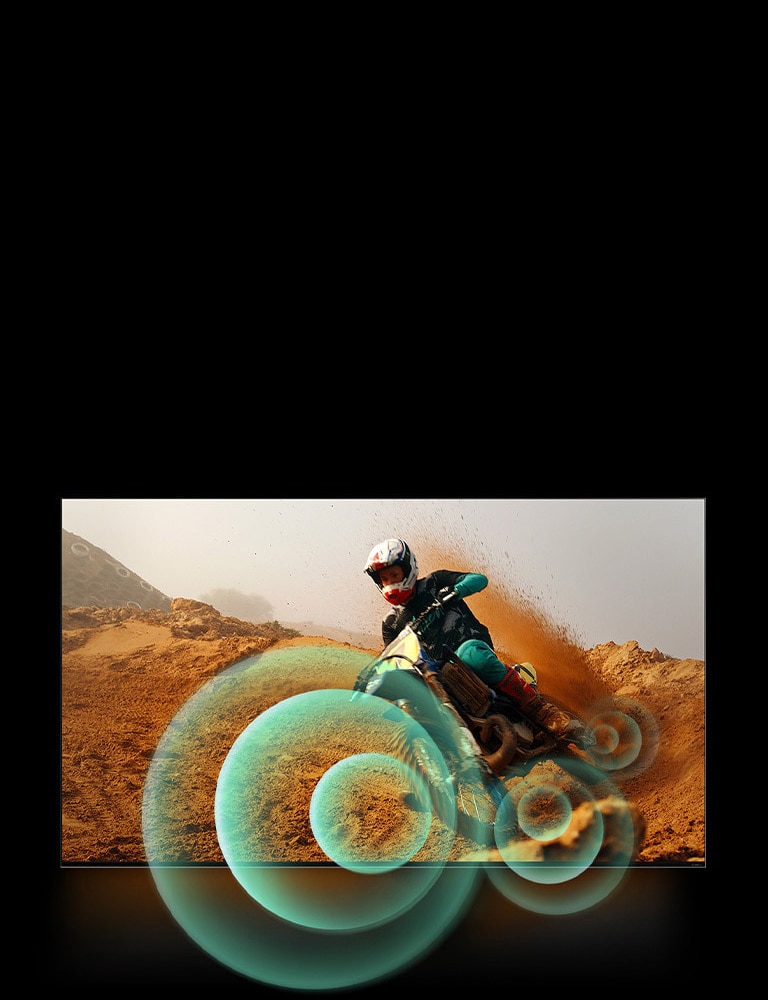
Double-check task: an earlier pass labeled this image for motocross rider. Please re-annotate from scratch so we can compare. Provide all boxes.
[364,537,576,739]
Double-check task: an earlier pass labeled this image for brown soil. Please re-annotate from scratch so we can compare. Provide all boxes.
[61,598,704,867]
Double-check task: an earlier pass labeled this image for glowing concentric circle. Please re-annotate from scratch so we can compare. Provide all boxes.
[309,753,432,873]
[517,784,573,841]
[488,754,638,912]
[214,688,455,930]
[147,863,484,991]
[493,768,603,884]
[591,721,620,754]
[143,644,482,988]
[586,696,660,777]
[486,858,630,916]
[589,713,641,768]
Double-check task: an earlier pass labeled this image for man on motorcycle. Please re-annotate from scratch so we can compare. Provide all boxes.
[364,537,574,739]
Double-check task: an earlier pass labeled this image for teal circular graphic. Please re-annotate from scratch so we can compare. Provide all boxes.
[309,753,432,873]
[516,784,573,841]
[591,721,621,754]
[585,696,660,777]
[142,643,642,985]
[214,687,454,931]
[494,767,603,884]
[589,713,641,769]
[487,858,630,916]
[148,863,483,991]
[143,644,482,988]
[489,754,637,911]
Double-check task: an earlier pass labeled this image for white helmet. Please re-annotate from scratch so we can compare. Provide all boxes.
[364,538,418,606]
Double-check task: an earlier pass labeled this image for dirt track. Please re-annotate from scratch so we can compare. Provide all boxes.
[61,599,704,866]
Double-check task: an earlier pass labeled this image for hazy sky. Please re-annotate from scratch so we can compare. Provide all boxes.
[61,498,706,660]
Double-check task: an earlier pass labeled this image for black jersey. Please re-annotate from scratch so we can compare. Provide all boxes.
[381,570,493,660]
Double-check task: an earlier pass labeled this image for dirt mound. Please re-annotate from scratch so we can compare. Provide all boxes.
[586,640,705,862]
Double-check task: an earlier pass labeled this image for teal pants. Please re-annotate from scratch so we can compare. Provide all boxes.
[455,639,507,684]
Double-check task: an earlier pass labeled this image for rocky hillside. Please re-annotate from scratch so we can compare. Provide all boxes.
[62,529,173,611]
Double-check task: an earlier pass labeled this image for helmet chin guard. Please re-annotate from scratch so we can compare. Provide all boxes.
[381,581,415,606]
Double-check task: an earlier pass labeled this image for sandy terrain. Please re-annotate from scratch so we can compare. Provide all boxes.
[61,599,704,866]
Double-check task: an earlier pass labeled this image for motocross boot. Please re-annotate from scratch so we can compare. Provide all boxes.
[529,700,574,739]
[493,666,573,738]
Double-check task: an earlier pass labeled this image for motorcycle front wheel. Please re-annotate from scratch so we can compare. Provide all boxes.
[363,672,506,851]
[412,726,507,849]
[452,768,505,847]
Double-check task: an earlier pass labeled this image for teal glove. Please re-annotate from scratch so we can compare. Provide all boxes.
[453,573,488,599]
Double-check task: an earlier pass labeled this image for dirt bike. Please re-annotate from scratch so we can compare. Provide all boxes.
[351,593,596,846]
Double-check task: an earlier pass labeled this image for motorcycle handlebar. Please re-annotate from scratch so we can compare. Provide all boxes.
[352,593,456,695]
[411,592,455,632]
